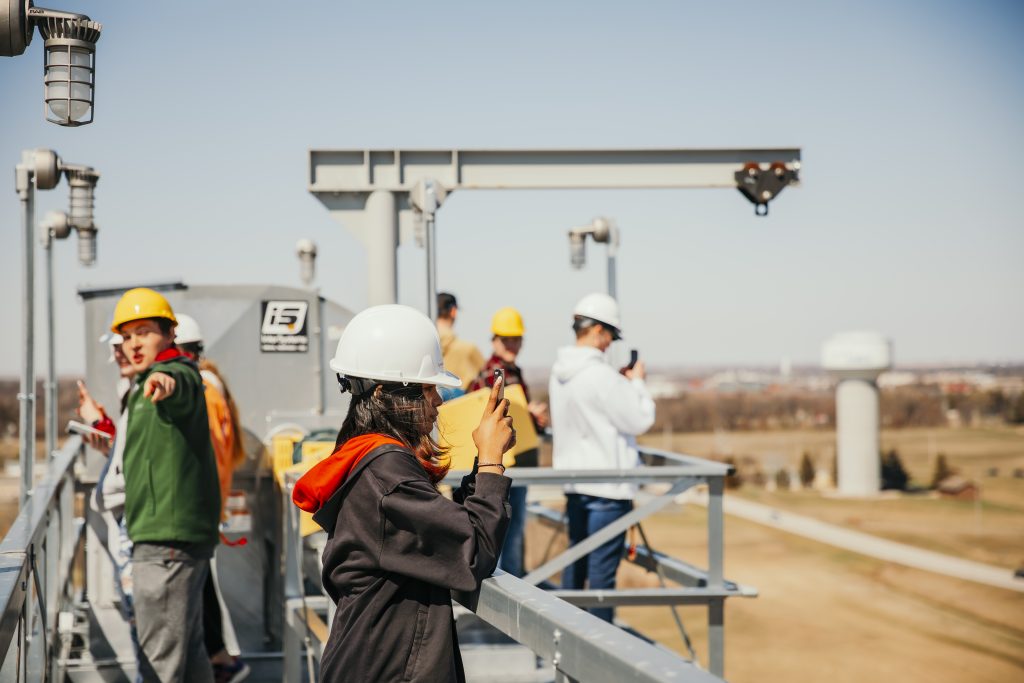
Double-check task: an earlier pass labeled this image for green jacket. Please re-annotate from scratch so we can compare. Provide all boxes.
[123,354,221,548]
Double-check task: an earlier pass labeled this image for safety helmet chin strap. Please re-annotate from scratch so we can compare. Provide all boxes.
[337,374,378,396]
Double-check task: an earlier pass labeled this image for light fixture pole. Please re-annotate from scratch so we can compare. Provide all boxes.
[39,210,69,461]
[39,180,97,462]
[568,217,620,299]
[14,148,61,505]
[410,179,446,320]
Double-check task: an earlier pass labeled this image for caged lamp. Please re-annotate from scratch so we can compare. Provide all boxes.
[1,0,102,126]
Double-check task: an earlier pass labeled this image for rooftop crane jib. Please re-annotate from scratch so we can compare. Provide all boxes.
[307,148,803,308]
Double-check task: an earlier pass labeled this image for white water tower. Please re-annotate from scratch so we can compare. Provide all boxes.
[822,332,892,496]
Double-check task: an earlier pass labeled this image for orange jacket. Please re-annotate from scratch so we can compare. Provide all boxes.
[202,372,236,519]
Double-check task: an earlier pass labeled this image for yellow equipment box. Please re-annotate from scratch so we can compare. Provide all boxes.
[438,384,539,471]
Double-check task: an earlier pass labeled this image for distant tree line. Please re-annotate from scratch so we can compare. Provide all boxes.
[649,386,1023,434]
[724,449,957,493]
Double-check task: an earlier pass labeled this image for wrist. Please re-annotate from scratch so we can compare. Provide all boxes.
[477,462,506,475]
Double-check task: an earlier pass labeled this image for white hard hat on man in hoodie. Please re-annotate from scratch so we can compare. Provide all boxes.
[331,304,462,393]
[572,293,622,340]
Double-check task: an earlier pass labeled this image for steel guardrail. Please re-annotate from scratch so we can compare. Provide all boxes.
[0,437,83,681]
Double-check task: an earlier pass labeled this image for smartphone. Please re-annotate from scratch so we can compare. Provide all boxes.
[67,420,112,441]
[493,368,505,402]
[627,349,639,370]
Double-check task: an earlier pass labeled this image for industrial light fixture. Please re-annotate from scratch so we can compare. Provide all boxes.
[1,1,102,126]
[296,238,317,288]
[63,164,99,264]
[13,149,100,505]
[568,217,620,298]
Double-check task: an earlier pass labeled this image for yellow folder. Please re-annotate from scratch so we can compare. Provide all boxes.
[438,384,539,471]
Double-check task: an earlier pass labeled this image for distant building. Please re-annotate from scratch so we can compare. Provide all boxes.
[936,475,979,501]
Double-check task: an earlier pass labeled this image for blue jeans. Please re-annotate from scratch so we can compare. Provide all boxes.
[561,494,632,622]
[498,486,527,577]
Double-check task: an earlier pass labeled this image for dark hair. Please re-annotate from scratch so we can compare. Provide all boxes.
[336,382,449,484]
[177,341,203,357]
[156,318,175,335]
[573,315,620,341]
[437,292,457,320]
[119,317,175,336]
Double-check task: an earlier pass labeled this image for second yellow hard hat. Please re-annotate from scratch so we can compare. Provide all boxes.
[491,307,525,337]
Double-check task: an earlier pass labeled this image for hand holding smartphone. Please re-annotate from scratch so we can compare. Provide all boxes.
[493,368,505,403]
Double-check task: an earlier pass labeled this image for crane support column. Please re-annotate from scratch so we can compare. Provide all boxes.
[365,189,398,306]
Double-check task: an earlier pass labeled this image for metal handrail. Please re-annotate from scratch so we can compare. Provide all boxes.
[0,437,84,681]
[283,447,749,681]
[456,572,724,683]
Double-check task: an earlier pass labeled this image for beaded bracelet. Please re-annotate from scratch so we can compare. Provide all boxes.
[477,463,506,475]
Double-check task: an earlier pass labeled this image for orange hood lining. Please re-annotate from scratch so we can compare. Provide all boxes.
[292,434,404,513]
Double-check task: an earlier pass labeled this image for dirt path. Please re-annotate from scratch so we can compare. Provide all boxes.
[693,492,1024,592]
[609,505,1024,683]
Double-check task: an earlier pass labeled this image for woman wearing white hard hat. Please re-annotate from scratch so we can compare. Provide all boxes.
[292,304,515,683]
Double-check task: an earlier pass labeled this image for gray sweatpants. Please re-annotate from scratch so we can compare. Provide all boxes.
[132,542,214,683]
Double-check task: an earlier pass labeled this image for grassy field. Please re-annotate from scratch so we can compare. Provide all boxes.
[527,426,1024,682]
[641,425,1024,485]
[612,505,1024,683]
[639,426,1024,569]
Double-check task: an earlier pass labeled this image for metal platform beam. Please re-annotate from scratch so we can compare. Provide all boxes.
[307,147,802,306]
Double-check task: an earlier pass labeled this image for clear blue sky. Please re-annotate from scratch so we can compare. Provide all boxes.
[1,0,1022,376]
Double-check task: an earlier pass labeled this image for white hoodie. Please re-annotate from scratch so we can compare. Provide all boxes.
[549,346,656,500]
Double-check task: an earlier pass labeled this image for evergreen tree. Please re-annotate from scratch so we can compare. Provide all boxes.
[799,452,816,487]
[881,449,909,491]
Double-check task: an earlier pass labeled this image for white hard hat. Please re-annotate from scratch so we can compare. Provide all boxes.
[100,332,124,364]
[573,293,622,336]
[99,332,124,346]
[174,314,203,345]
[330,304,461,388]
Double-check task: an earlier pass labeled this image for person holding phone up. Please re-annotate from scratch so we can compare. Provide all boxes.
[292,304,515,683]
[548,293,655,623]
[467,306,549,578]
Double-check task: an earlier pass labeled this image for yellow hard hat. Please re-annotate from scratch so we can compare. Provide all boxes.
[110,288,177,333]
[491,307,525,337]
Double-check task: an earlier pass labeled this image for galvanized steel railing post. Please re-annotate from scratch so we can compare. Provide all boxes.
[707,476,725,676]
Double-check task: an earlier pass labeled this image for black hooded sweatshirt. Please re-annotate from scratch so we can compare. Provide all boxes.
[309,441,511,683]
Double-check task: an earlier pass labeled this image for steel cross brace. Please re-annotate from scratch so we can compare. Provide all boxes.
[521,477,698,586]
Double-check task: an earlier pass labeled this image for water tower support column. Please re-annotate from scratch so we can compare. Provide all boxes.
[822,331,892,498]
[835,377,881,495]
